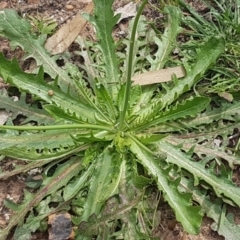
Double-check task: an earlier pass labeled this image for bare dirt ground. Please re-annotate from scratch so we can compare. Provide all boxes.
[0,0,239,239]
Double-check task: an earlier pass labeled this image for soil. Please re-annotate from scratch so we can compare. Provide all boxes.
[0,0,239,240]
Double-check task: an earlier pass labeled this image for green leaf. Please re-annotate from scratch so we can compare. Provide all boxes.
[0,129,75,150]
[137,133,167,144]
[63,163,94,201]
[94,83,117,122]
[70,75,113,124]
[132,161,152,188]
[180,176,240,240]
[147,5,182,70]
[133,96,210,130]
[81,148,122,221]
[13,196,70,240]
[0,143,88,161]
[135,37,225,126]
[157,96,210,122]
[0,10,74,94]
[72,130,114,143]
[25,177,43,189]
[4,198,22,212]
[43,105,85,124]
[0,159,53,180]
[84,0,120,94]
[181,100,240,128]
[1,157,82,239]
[129,6,182,119]
[168,136,240,169]
[78,194,142,238]
[0,54,96,123]
[129,137,202,234]
[160,37,225,107]
[0,89,54,125]
[157,141,240,206]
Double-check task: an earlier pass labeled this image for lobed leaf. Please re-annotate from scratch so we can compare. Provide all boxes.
[157,141,240,206]
[94,83,117,122]
[132,96,210,131]
[63,163,95,201]
[146,6,182,70]
[0,158,82,239]
[68,70,113,123]
[13,198,70,240]
[180,176,240,240]
[129,138,202,234]
[84,0,120,96]
[0,143,88,161]
[0,89,54,125]
[0,10,75,94]
[135,37,225,125]
[181,100,240,128]
[0,159,53,180]
[78,194,142,238]
[0,129,76,150]
[168,137,240,169]
[81,148,122,223]
[0,54,96,123]
[130,6,182,117]
[168,36,223,105]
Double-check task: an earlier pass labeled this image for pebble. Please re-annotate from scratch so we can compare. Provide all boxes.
[66,4,74,10]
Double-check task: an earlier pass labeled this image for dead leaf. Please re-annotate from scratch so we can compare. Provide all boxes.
[132,66,185,86]
[115,2,137,23]
[0,110,10,125]
[45,3,94,55]
[218,92,233,102]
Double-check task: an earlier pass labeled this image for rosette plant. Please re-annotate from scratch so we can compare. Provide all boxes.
[0,0,240,239]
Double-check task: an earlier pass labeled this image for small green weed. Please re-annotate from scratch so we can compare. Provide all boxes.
[27,13,57,35]
[180,0,240,94]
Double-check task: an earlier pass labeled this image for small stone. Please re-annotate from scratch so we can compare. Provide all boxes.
[66,4,74,10]
[0,2,8,9]
[48,213,73,240]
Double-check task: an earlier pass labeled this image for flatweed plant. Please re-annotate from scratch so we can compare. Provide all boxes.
[0,0,240,239]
